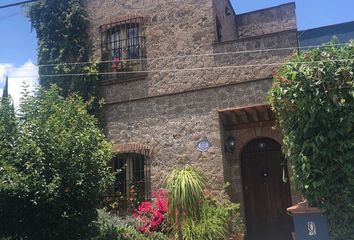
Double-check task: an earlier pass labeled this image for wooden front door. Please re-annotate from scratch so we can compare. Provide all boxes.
[241,138,293,240]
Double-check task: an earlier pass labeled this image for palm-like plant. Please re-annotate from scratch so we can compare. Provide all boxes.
[166,165,205,240]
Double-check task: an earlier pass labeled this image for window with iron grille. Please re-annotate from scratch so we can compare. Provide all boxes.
[100,17,145,77]
[113,153,150,201]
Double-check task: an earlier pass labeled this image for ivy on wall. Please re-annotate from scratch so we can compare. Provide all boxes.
[269,40,354,239]
[28,0,100,103]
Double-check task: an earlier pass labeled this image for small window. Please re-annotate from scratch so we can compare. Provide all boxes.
[100,17,145,77]
[113,153,149,200]
[225,6,232,16]
[106,26,140,61]
[216,16,222,42]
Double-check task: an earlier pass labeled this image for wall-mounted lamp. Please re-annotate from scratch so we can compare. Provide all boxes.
[225,7,232,16]
[225,135,236,153]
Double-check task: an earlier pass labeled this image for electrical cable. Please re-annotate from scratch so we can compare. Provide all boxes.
[4,58,354,79]
[0,11,22,20]
[0,0,37,9]
[2,42,352,71]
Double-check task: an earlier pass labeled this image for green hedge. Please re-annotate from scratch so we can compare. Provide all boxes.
[269,40,354,239]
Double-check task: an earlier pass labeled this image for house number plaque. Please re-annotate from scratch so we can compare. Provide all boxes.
[196,139,211,152]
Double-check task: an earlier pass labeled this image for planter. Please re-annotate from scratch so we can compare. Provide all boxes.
[231,234,245,240]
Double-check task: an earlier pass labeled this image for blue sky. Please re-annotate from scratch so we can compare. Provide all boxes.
[0,0,354,103]
[0,0,354,66]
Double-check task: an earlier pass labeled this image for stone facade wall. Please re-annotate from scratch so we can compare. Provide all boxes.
[237,3,297,39]
[83,0,298,197]
[213,0,238,42]
[101,30,298,104]
[104,79,273,191]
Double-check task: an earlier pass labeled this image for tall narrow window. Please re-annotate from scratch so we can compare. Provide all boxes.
[216,16,222,42]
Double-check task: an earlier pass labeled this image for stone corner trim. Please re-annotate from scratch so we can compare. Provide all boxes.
[113,143,154,157]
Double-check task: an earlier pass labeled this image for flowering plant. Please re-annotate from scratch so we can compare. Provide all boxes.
[111,56,133,72]
[133,189,168,233]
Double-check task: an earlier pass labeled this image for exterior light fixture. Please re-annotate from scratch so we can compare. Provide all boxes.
[225,135,236,153]
[225,7,232,16]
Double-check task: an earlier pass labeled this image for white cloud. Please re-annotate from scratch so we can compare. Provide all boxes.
[0,60,39,107]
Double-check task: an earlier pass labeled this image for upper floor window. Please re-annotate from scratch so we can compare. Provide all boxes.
[215,16,222,42]
[100,17,145,77]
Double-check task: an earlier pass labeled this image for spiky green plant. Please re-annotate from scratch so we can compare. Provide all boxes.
[165,165,205,240]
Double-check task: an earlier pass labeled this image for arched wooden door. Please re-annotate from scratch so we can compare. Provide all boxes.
[241,138,293,240]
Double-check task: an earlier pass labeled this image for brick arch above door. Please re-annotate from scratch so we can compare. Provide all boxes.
[236,126,282,160]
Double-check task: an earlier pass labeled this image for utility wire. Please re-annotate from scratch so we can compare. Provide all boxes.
[5,58,354,79]
[0,0,37,9]
[0,11,21,20]
[2,42,352,71]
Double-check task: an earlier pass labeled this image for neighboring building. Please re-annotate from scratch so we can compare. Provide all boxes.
[299,20,354,47]
[83,1,300,239]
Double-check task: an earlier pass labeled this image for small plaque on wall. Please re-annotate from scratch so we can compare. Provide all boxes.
[196,139,211,152]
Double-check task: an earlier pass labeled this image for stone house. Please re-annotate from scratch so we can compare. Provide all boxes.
[83,0,300,239]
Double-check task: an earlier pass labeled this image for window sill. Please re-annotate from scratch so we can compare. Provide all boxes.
[100,72,147,86]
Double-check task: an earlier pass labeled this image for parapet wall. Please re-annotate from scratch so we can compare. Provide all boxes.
[237,3,297,39]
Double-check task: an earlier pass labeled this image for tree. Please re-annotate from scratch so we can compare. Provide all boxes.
[0,86,114,240]
[165,166,205,240]
[27,0,100,102]
[269,40,354,239]
[1,76,9,98]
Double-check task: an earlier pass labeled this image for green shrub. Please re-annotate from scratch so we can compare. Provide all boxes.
[181,194,242,240]
[166,165,205,240]
[269,40,354,239]
[0,87,114,240]
[93,209,168,240]
[92,209,127,240]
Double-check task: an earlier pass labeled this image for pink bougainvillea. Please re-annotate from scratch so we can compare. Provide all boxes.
[111,57,120,70]
[133,189,168,233]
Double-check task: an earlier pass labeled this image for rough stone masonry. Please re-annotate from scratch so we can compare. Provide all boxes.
[83,0,299,208]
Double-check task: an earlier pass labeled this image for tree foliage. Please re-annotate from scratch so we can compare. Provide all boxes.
[28,0,100,102]
[269,40,354,239]
[0,86,114,240]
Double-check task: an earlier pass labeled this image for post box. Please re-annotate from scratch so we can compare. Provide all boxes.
[287,201,329,240]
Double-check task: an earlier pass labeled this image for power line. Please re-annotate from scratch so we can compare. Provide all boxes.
[4,58,354,79]
[0,0,37,9]
[2,42,352,71]
[0,11,21,20]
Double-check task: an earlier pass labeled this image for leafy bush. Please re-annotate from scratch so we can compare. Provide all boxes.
[0,86,114,240]
[166,165,206,240]
[93,209,168,240]
[269,40,354,239]
[181,193,243,240]
[165,166,244,240]
[92,209,125,240]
